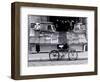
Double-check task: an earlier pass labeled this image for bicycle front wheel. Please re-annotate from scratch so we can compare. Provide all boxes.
[49,50,60,61]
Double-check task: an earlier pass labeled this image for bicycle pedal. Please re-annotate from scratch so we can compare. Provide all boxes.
[61,55,65,58]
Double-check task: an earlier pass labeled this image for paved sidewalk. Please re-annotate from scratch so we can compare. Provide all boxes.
[28,52,88,66]
[28,52,88,60]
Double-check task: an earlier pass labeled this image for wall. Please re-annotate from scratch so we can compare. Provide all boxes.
[0,0,100,82]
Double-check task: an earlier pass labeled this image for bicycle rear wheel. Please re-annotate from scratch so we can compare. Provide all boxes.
[68,50,78,60]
